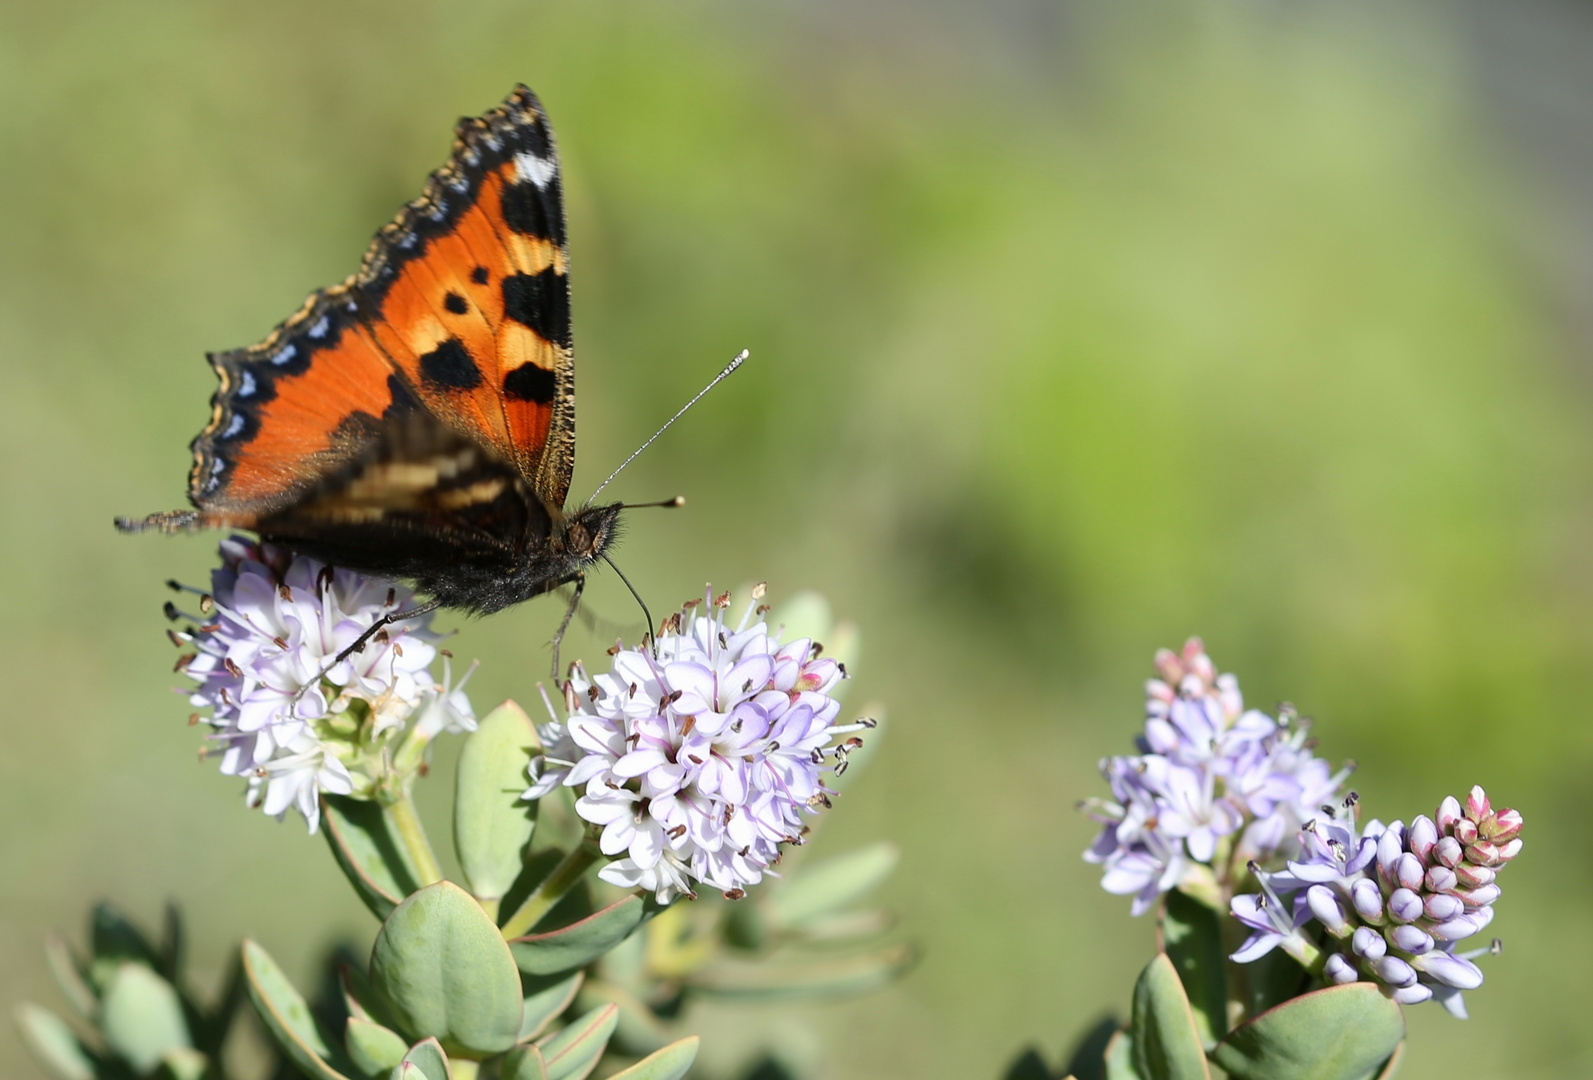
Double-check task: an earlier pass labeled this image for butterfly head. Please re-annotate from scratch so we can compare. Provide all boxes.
[560,501,623,563]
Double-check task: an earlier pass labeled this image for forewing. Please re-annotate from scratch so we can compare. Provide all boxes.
[187,85,575,522]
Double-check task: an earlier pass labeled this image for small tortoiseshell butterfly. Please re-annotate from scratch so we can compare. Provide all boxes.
[118,86,643,649]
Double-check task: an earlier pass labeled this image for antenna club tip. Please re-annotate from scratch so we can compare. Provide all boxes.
[671,495,685,507]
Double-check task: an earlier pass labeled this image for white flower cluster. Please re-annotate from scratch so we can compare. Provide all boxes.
[172,537,473,831]
[526,589,864,902]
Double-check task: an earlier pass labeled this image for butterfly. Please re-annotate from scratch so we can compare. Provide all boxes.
[118,86,634,657]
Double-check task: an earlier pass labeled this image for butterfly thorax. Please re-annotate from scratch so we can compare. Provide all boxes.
[405,500,623,615]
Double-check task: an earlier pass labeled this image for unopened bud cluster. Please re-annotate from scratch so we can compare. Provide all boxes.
[1232,786,1522,1017]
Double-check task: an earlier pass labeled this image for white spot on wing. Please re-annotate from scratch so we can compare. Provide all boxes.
[238,370,256,397]
[272,344,297,366]
[308,316,330,339]
[222,414,245,439]
[515,151,556,189]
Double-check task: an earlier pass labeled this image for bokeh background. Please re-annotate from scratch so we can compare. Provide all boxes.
[5,1,1593,1076]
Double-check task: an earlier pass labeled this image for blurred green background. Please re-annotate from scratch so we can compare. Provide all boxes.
[5,1,1593,1076]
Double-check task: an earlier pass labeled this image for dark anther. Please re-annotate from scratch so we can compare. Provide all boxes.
[588,685,600,702]
[199,594,215,614]
[606,644,621,656]
[188,713,200,726]
[174,653,196,672]
[166,629,184,648]
[163,601,180,621]
[223,658,242,677]
[273,636,288,650]
[385,587,397,607]
[440,648,452,658]
[755,603,770,615]
[165,579,181,591]
[723,888,746,900]
[835,760,850,776]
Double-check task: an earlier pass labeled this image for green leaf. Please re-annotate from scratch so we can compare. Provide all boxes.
[1375,1042,1404,1079]
[369,880,524,1058]
[501,1043,549,1080]
[454,701,541,903]
[241,939,355,1080]
[685,943,916,1001]
[153,1047,209,1080]
[1241,946,1310,1018]
[1211,984,1405,1080]
[100,962,193,1074]
[1130,954,1211,1080]
[507,894,651,977]
[518,972,584,1043]
[43,934,98,1021]
[604,1036,699,1080]
[323,795,427,921]
[574,980,670,1057]
[347,1017,410,1077]
[388,1063,432,1080]
[88,903,159,990]
[1158,889,1228,1049]
[1102,1030,1140,1080]
[402,1038,452,1080]
[769,843,899,928]
[14,1003,97,1080]
[536,1004,617,1080]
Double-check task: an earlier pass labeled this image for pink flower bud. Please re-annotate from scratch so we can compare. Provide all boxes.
[1435,836,1464,868]
[1466,840,1502,867]
[1395,853,1425,891]
[1425,866,1457,894]
[1483,807,1522,842]
[1424,893,1464,921]
[1453,817,1479,846]
[1436,795,1462,833]
[1464,785,1491,823]
[1453,884,1501,907]
[1454,862,1495,889]
[1408,815,1438,861]
[1496,838,1523,862]
[1377,829,1405,876]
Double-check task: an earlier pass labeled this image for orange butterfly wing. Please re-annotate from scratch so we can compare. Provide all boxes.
[187,86,574,521]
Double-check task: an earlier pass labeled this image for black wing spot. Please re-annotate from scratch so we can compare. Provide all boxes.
[419,338,483,391]
[504,363,557,404]
[501,269,570,348]
[471,265,489,285]
[444,291,469,315]
[500,179,566,245]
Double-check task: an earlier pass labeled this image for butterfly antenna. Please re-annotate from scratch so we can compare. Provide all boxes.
[600,553,655,650]
[588,349,749,502]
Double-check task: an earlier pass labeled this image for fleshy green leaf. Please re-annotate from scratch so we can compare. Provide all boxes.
[100,962,193,1074]
[14,1003,97,1080]
[1102,1029,1141,1080]
[153,1047,209,1080]
[1241,946,1310,1018]
[88,903,159,989]
[768,843,899,928]
[323,795,426,921]
[387,1063,431,1080]
[369,880,524,1058]
[518,972,584,1043]
[42,934,97,1021]
[501,1043,549,1080]
[1159,889,1228,1049]
[402,1037,452,1080]
[347,1017,410,1077]
[536,1004,617,1080]
[1211,984,1405,1080]
[574,980,670,1057]
[241,939,355,1080]
[1375,1042,1405,1079]
[508,895,651,976]
[685,942,916,1000]
[1130,954,1211,1080]
[604,1036,700,1080]
[454,701,540,903]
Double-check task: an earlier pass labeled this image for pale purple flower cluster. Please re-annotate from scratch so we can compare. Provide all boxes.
[1231,787,1522,1016]
[525,588,865,903]
[169,537,473,832]
[1082,638,1347,915]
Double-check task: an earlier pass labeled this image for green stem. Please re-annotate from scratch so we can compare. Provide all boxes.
[499,843,601,939]
[385,794,444,887]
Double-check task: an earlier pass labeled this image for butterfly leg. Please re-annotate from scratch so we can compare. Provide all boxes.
[334,597,444,664]
[549,572,585,681]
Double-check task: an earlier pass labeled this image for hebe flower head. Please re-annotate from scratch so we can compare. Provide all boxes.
[1230,786,1521,1017]
[169,537,474,831]
[525,586,869,903]
[1082,638,1348,914]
